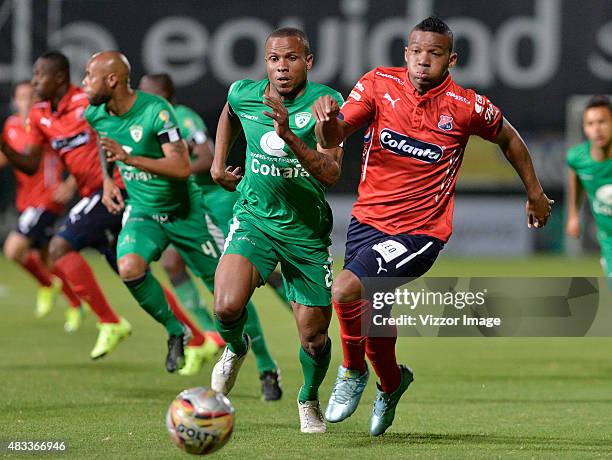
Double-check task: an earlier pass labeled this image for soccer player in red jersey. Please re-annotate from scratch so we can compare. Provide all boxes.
[0,52,133,359]
[312,17,554,436]
[0,80,83,328]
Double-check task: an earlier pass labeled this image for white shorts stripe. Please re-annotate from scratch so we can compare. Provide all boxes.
[205,214,226,252]
[395,241,434,269]
[222,217,240,255]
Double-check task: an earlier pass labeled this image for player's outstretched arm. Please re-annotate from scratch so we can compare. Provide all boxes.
[211,102,243,192]
[312,95,358,149]
[190,139,215,175]
[100,136,191,180]
[494,118,554,228]
[565,169,584,239]
[0,140,42,175]
[264,95,343,187]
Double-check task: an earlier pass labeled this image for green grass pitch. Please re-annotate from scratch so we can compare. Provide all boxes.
[1,253,611,459]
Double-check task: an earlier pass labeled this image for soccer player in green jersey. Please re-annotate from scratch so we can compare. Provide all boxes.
[566,95,612,290]
[210,27,344,433]
[137,74,283,399]
[82,51,219,373]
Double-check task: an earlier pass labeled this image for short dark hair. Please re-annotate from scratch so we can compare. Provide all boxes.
[38,50,70,79]
[266,27,312,55]
[142,73,175,103]
[11,79,31,98]
[584,95,612,115]
[413,16,454,52]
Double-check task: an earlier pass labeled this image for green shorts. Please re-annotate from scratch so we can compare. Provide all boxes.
[200,185,239,249]
[222,215,332,307]
[117,198,219,280]
[598,234,612,286]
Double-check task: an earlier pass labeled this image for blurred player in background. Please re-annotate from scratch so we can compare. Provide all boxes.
[138,74,283,397]
[566,95,612,290]
[84,51,224,375]
[0,52,132,359]
[0,80,82,329]
[210,28,344,433]
[313,16,553,435]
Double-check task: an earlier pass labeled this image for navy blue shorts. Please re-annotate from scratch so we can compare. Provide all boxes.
[343,217,444,280]
[56,189,124,271]
[16,207,60,249]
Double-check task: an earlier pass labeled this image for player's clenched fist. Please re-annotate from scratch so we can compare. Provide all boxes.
[101,176,125,214]
[311,95,340,122]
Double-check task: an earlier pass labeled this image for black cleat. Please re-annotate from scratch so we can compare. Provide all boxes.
[260,368,283,401]
[166,333,187,373]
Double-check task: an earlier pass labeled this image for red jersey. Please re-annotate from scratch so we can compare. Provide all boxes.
[3,114,64,214]
[26,84,122,197]
[339,67,503,242]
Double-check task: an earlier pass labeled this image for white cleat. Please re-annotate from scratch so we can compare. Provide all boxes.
[298,397,327,434]
[210,334,250,395]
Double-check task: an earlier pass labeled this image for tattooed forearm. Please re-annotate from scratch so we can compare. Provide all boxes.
[283,132,342,187]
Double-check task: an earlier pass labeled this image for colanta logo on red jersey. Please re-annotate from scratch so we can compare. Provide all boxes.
[379,128,443,163]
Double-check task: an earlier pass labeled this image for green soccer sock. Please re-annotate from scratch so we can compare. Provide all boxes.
[244,301,276,373]
[298,338,332,403]
[214,308,248,355]
[171,272,215,331]
[124,270,184,336]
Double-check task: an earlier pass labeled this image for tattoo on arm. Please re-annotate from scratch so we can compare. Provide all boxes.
[98,140,115,178]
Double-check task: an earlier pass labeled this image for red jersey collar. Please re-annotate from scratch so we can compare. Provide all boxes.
[404,71,453,102]
[52,84,80,114]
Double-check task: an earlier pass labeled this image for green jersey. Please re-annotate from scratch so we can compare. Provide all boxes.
[86,91,199,214]
[174,105,215,189]
[228,79,343,246]
[567,141,612,238]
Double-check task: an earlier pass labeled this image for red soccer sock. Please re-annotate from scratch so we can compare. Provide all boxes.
[22,251,52,287]
[333,299,370,374]
[55,252,119,323]
[365,334,401,393]
[162,286,206,347]
[51,265,82,308]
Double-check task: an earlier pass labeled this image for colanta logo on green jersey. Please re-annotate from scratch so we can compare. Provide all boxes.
[259,131,288,157]
[595,185,612,216]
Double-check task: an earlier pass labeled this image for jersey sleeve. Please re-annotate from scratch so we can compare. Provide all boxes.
[227,80,247,113]
[566,145,580,170]
[469,93,503,141]
[25,109,46,148]
[153,101,182,145]
[339,70,376,128]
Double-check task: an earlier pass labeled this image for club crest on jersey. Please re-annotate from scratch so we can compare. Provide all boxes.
[294,112,311,129]
[438,115,453,131]
[379,128,443,163]
[129,125,143,143]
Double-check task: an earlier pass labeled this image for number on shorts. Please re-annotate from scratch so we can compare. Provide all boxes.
[201,240,218,258]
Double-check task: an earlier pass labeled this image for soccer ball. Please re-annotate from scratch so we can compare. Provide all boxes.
[166,387,235,455]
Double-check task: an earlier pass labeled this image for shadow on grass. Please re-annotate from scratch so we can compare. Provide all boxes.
[335,431,612,451]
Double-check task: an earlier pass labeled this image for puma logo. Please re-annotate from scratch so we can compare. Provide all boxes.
[383,93,400,109]
[376,257,388,274]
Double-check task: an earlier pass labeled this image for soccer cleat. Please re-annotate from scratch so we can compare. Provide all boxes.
[178,339,220,376]
[166,328,192,373]
[34,278,61,318]
[325,364,369,423]
[297,396,326,433]
[211,334,251,395]
[90,317,132,360]
[369,365,414,436]
[64,306,83,333]
[260,368,283,401]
